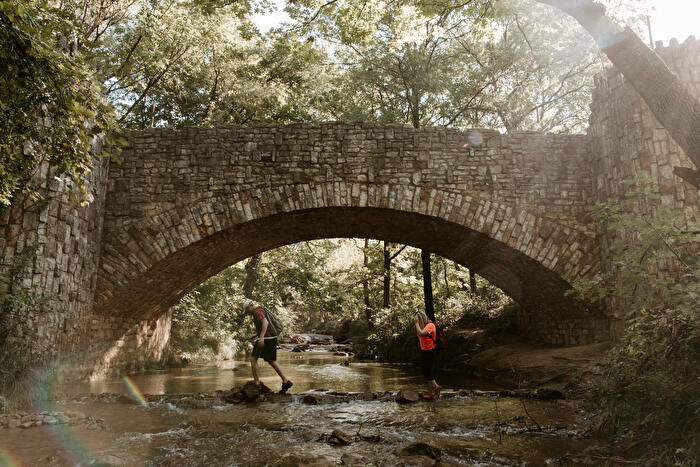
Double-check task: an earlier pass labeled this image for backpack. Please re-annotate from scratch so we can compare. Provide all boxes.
[262,307,285,336]
[428,322,447,351]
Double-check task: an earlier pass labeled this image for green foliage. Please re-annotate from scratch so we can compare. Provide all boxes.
[98,1,329,129]
[169,267,247,361]
[575,177,700,464]
[291,0,611,132]
[171,238,510,363]
[0,1,118,206]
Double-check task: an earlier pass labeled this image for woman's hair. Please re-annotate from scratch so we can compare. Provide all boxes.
[414,311,429,329]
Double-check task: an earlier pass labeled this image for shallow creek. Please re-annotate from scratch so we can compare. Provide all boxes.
[1,350,592,465]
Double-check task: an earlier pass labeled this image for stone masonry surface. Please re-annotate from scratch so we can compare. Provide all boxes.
[588,36,700,335]
[97,124,603,347]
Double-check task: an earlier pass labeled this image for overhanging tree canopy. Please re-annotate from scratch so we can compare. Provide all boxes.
[535,0,700,188]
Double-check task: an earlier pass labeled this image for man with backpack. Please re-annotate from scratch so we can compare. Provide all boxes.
[242,299,293,393]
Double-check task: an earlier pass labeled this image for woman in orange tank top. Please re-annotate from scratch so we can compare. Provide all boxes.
[414,311,441,399]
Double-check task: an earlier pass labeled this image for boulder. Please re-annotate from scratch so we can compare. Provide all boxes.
[395,442,442,460]
[292,343,310,352]
[302,394,319,405]
[396,389,420,403]
[328,429,352,445]
[224,381,272,403]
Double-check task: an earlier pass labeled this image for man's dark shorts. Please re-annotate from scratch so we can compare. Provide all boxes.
[252,337,278,362]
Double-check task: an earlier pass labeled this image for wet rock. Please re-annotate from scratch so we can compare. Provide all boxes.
[65,410,87,420]
[361,390,376,401]
[43,415,58,425]
[396,389,420,403]
[179,397,215,409]
[266,393,293,403]
[283,334,307,344]
[358,432,381,443]
[19,421,33,429]
[272,454,334,467]
[224,381,272,403]
[307,335,332,345]
[341,453,366,465]
[302,394,319,405]
[116,394,140,405]
[395,442,442,460]
[243,386,260,400]
[328,429,352,445]
[387,454,435,466]
[292,343,310,352]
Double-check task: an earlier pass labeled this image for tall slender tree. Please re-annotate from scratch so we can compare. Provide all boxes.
[242,253,264,299]
[422,250,435,320]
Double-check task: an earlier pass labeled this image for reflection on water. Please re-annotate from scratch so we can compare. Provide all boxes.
[70,351,436,396]
[3,351,592,466]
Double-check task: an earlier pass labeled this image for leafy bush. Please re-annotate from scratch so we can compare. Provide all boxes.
[574,178,700,464]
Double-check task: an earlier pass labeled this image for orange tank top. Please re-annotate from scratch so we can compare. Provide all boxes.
[419,322,436,350]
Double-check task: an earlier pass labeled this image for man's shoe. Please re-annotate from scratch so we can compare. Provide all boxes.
[280,380,294,393]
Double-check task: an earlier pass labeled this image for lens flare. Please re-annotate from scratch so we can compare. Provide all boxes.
[0,442,25,467]
[467,131,483,147]
[122,376,149,408]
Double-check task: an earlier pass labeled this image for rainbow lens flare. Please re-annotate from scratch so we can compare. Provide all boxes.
[122,376,149,408]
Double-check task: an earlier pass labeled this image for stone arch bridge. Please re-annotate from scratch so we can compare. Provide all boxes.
[96,123,606,351]
[3,39,699,376]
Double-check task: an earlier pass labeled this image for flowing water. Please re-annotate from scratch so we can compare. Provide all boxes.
[1,349,592,466]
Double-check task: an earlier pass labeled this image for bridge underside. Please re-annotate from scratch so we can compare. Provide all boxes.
[97,207,608,346]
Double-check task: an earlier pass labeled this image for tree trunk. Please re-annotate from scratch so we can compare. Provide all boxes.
[383,241,391,309]
[443,259,450,298]
[363,239,374,328]
[243,253,263,299]
[469,268,477,295]
[536,0,700,187]
[421,249,435,321]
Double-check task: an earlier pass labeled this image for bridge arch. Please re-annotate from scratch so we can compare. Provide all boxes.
[97,182,605,346]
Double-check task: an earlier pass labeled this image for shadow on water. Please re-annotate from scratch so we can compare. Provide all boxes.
[1,351,592,466]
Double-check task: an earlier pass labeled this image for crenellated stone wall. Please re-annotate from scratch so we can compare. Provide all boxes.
[588,36,700,336]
